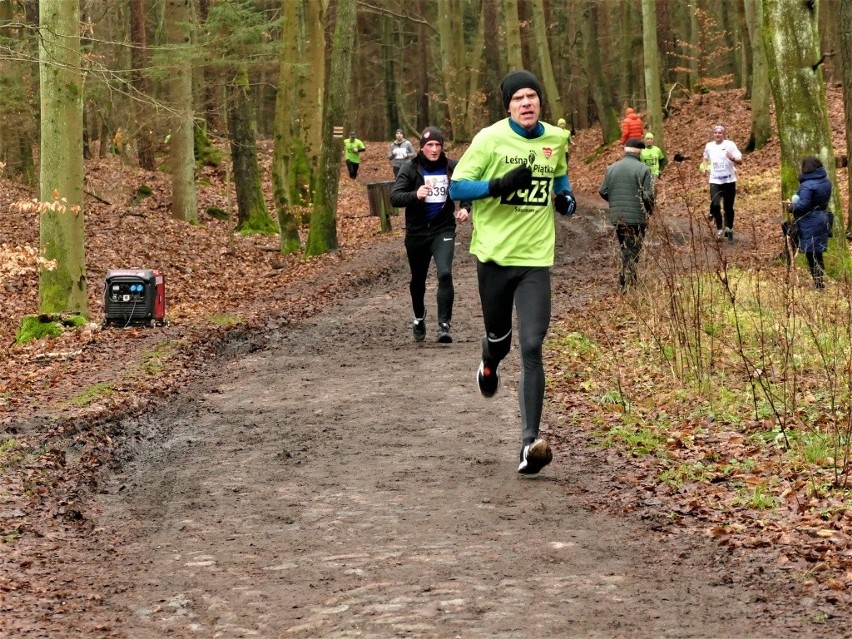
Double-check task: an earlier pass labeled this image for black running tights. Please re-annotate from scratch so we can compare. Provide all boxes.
[476,261,551,445]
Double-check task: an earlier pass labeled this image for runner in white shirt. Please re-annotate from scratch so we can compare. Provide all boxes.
[701,124,743,241]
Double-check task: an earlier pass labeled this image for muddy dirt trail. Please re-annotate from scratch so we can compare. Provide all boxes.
[93,204,840,638]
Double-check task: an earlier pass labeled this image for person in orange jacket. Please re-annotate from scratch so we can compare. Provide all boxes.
[620,107,645,145]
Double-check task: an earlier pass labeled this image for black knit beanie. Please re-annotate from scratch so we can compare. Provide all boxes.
[500,70,543,110]
[419,126,444,148]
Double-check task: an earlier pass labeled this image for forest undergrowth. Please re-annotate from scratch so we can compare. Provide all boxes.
[548,86,852,605]
[0,87,851,614]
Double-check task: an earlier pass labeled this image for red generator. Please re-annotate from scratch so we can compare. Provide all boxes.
[104,268,166,326]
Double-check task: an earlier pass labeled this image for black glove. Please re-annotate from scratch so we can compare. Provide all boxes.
[673,152,686,163]
[555,191,576,216]
[488,164,533,197]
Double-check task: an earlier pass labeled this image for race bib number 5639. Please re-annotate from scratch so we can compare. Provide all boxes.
[424,175,449,204]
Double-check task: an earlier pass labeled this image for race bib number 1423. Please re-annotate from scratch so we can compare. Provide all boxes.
[501,177,551,207]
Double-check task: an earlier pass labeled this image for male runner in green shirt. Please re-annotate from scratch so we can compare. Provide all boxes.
[343,132,366,179]
[449,70,573,475]
[640,132,667,185]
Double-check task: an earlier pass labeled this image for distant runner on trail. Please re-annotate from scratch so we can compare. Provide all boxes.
[390,126,470,344]
[639,132,667,185]
[449,69,573,476]
[343,131,366,179]
[556,117,573,164]
[387,128,416,178]
[700,124,743,241]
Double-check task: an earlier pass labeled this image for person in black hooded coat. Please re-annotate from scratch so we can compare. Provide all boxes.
[785,155,833,289]
[390,126,471,343]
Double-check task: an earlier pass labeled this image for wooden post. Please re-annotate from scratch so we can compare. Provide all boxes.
[367,180,396,232]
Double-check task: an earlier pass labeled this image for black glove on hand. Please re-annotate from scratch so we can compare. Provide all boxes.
[488,164,533,197]
[555,191,576,216]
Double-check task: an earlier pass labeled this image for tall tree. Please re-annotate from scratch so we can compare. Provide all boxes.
[273,0,324,207]
[436,0,469,140]
[721,0,746,87]
[272,0,310,253]
[130,0,156,171]
[206,1,277,237]
[464,0,487,136]
[38,0,87,316]
[481,0,504,123]
[743,0,771,151]
[503,0,523,70]
[414,0,431,131]
[763,0,843,235]
[227,64,276,236]
[0,0,36,185]
[580,0,619,144]
[616,0,643,106]
[382,11,399,135]
[688,1,700,90]
[530,0,562,123]
[305,0,356,256]
[641,0,664,149]
[164,0,197,223]
[840,0,852,234]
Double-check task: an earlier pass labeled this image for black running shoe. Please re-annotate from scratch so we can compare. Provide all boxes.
[477,360,499,397]
[412,316,426,342]
[437,322,452,343]
[518,439,553,475]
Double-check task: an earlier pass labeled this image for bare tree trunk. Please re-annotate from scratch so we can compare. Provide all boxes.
[196,0,222,134]
[840,0,852,234]
[464,0,486,136]
[530,0,562,123]
[305,0,357,256]
[165,0,197,223]
[689,1,700,90]
[38,0,87,316]
[580,0,619,144]
[0,0,36,185]
[503,0,523,70]
[763,0,844,240]
[723,0,745,87]
[415,0,430,131]
[436,0,469,140]
[743,0,771,151]
[382,13,399,135]
[641,0,664,150]
[130,0,156,171]
[272,0,305,253]
[227,65,276,236]
[567,0,588,130]
[481,0,504,122]
[619,0,644,107]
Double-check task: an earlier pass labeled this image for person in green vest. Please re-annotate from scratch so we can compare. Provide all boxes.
[556,117,573,163]
[640,132,667,186]
[343,131,366,179]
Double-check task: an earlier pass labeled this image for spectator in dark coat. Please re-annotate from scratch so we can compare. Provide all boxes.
[785,155,833,289]
[599,138,655,291]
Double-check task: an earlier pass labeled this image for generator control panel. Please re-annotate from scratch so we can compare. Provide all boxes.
[108,281,147,303]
